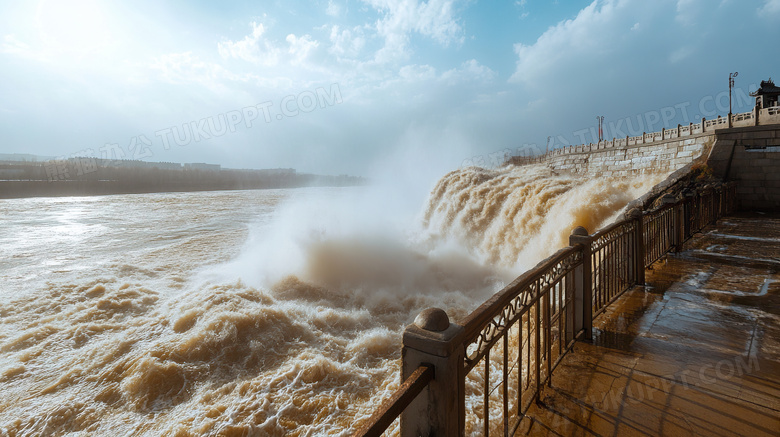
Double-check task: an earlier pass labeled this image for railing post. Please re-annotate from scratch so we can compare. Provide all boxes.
[677,198,686,251]
[626,208,645,285]
[401,308,465,437]
[661,194,681,252]
[714,184,722,220]
[569,227,592,341]
[683,190,695,239]
[709,185,717,224]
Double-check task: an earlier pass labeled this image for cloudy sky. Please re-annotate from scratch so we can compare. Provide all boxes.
[1,0,779,175]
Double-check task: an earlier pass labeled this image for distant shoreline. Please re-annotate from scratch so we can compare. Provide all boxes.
[0,179,365,200]
[0,160,366,199]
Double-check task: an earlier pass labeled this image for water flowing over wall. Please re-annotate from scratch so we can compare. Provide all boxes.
[0,161,672,435]
[422,165,667,271]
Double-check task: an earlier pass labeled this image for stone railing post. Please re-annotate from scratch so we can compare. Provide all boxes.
[626,208,645,285]
[661,127,666,139]
[569,227,592,341]
[677,124,681,137]
[728,112,733,128]
[401,308,465,437]
[702,117,707,132]
[754,106,760,126]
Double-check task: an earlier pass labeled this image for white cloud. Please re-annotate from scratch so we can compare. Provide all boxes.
[151,52,229,85]
[510,0,626,85]
[361,0,464,63]
[675,0,703,26]
[399,64,437,81]
[326,0,342,17]
[759,0,780,15]
[328,25,366,57]
[150,50,299,95]
[286,34,319,65]
[217,22,279,66]
[441,59,496,84]
[1,35,31,56]
[516,0,530,19]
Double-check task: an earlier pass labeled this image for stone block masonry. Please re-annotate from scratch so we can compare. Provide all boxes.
[509,108,780,210]
[542,133,715,177]
[708,125,780,211]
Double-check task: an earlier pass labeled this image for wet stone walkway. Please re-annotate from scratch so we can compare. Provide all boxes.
[521,213,780,436]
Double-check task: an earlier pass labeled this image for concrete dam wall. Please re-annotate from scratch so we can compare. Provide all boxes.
[510,107,780,210]
[544,134,714,177]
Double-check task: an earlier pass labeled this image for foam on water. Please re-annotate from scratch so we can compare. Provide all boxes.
[0,165,666,436]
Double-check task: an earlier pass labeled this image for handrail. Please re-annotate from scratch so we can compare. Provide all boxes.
[505,110,777,165]
[591,219,636,316]
[352,364,435,437]
[461,246,578,343]
[355,181,737,437]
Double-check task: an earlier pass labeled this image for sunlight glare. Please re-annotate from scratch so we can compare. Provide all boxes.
[35,0,113,58]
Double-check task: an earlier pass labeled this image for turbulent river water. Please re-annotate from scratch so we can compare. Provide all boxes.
[0,164,666,436]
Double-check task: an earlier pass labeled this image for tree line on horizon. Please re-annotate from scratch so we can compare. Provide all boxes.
[0,160,366,198]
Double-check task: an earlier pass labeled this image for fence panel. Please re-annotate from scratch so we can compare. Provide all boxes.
[355,182,737,437]
[643,204,675,267]
[591,220,637,316]
[460,246,582,436]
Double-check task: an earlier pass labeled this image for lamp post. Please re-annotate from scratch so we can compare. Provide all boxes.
[729,71,738,115]
[596,116,604,142]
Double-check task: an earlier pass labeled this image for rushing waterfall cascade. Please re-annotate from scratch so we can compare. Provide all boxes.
[0,165,667,436]
[423,164,666,270]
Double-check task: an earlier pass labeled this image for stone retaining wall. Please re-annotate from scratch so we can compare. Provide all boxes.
[707,125,780,210]
[546,134,714,177]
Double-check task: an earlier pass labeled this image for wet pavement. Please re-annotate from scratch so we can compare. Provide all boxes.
[521,213,780,436]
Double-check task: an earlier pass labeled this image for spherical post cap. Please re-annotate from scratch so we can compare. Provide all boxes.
[414,308,450,332]
[571,226,589,237]
[627,208,642,219]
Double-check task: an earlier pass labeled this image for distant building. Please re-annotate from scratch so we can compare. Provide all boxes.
[184,162,221,171]
[751,78,780,109]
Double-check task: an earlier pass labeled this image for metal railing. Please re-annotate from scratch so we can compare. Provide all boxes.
[591,220,638,316]
[460,246,582,435]
[643,203,676,267]
[354,365,434,437]
[354,181,736,437]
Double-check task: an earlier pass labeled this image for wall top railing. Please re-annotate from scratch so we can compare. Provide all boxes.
[354,182,737,437]
[508,105,780,166]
